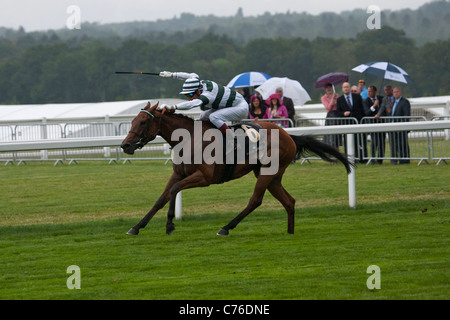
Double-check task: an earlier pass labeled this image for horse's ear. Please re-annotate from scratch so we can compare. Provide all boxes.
[144,101,151,110]
[150,102,159,113]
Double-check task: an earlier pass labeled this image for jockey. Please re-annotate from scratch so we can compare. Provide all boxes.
[157,71,249,136]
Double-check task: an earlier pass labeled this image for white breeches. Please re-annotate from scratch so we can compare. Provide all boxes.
[199,99,249,128]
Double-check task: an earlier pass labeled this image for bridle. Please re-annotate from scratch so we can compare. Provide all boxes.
[128,109,162,149]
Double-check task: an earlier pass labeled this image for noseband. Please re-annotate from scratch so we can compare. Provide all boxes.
[128,109,160,149]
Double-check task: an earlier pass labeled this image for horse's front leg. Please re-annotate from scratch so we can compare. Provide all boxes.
[127,172,182,235]
[165,169,210,235]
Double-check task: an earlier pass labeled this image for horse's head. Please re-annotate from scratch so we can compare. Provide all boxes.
[121,102,160,155]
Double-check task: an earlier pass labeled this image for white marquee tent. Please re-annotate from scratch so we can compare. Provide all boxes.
[0,99,187,141]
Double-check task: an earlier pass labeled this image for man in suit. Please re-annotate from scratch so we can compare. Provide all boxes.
[375,85,394,118]
[336,82,367,162]
[390,87,411,164]
[363,86,385,164]
[363,86,383,117]
[276,87,295,127]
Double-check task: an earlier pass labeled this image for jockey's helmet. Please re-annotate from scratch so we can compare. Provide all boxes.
[179,77,202,94]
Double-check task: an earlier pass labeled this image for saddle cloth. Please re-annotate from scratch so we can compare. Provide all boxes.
[220,122,263,183]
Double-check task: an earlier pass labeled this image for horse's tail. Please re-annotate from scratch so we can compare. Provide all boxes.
[289,134,353,174]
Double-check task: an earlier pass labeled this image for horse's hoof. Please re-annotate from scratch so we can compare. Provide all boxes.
[217,228,229,236]
[166,224,175,235]
[126,228,139,235]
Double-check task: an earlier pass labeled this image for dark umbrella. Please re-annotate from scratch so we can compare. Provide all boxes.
[315,72,349,88]
[315,72,349,93]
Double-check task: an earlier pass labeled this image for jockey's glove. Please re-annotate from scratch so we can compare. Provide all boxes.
[157,104,177,111]
[160,71,199,80]
[159,71,173,78]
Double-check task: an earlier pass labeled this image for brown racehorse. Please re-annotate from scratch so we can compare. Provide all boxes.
[121,102,352,236]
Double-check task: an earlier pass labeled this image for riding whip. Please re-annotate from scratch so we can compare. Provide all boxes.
[115,71,160,76]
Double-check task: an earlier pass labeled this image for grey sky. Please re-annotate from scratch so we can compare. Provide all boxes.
[1,0,434,31]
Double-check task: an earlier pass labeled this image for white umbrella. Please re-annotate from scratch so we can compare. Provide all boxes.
[256,77,311,106]
[226,71,271,88]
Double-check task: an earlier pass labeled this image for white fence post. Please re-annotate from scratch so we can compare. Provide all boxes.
[40,117,48,160]
[104,114,111,157]
[171,148,182,220]
[175,192,182,220]
[346,134,356,209]
[445,101,450,140]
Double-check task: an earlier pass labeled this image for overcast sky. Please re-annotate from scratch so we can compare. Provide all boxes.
[1,0,435,32]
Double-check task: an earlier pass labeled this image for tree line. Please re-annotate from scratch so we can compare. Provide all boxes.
[0,26,448,105]
[1,0,448,47]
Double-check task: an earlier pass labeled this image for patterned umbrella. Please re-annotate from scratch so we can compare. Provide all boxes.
[352,62,412,84]
[315,72,349,88]
[226,71,271,88]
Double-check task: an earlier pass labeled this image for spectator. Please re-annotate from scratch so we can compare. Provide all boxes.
[351,85,359,94]
[358,80,368,99]
[251,88,264,102]
[267,93,289,128]
[363,86,383,117]
[374,85,394,163]
[239,87,251,104]
[321,83,339,117]
[249,95,269,120]
[363,86,385,164]
[321,83,340,148]
[276,87,295,126]
[375,85,394,118]
[390,87,411,164]
[336,82,368,163]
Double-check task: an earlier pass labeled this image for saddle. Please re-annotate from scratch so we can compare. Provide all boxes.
[232,122,263,150]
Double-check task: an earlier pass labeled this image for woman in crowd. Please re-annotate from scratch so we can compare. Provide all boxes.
[321,83,341,148]
[267,93,289,128]
[248,95,269,120]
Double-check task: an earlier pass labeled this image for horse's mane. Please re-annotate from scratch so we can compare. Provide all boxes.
[167,112,195,122]
[159,110,215,129]
[144,103,214,128]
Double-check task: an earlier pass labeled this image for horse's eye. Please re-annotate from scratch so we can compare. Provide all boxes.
[140,121,146,126]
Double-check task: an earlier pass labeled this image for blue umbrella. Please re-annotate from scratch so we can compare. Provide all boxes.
[226,71,271,88]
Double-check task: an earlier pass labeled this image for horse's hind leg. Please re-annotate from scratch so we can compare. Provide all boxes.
[217,174,273,236]
[267,177,296,234]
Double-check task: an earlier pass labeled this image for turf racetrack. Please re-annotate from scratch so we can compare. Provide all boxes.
[0,161,448,299]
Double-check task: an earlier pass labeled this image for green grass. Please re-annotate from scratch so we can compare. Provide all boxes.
[0,161,449,299]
